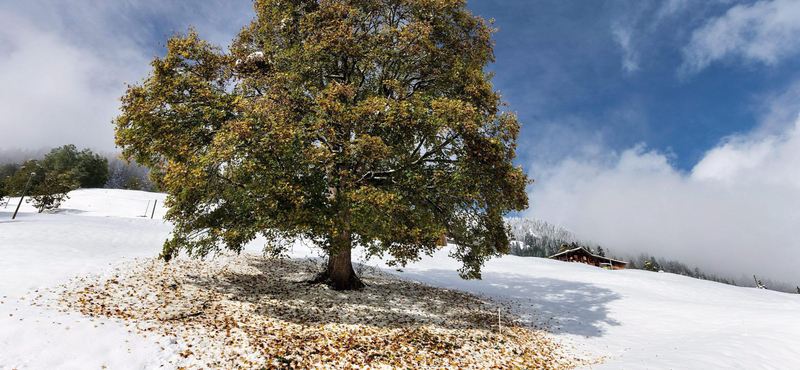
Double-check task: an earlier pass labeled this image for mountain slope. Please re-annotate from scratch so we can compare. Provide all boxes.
[1,189,798,369]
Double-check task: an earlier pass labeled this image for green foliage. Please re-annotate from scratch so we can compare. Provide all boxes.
[643,257,659,272]
[27,172,73,213]
[3,160,45,196]
[125,176,144,190]
[596,246,605,257]
[3,159,76,213]
[41,145,109,188]
[0,163,17,200]
[115,0,529,287]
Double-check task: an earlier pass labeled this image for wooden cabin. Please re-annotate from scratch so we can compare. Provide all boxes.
[550,247,627,270]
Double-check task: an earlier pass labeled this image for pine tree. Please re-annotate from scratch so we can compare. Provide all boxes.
[39,145,109,189]
[124,177,144,191]
[114,0,530,290]
[523,232,536,251]
[796,286,799,294]
[596,246,605,257]
[0,163,19,202]
[643,257,660,272]
[28,173,73,213]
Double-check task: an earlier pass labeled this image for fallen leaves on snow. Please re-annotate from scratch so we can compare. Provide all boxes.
[40,255,593,369]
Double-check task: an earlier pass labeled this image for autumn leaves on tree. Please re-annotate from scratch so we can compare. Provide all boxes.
[114,0,530,290]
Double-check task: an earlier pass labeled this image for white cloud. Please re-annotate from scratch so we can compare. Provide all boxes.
[611,23,640,73]
[0,13,144,152]
[680,0,800,76]
[611,23,639,73]
[655,0,693,20]
[524,116,800,284]
[0,1,252,152]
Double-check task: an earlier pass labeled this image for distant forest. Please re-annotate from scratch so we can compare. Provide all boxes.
[505,217,800,294]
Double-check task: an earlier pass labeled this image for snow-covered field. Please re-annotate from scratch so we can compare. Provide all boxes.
[1,189,799,369]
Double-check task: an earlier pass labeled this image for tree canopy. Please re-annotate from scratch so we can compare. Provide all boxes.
[2,159,73,212]
[41,145,109,188]
[115,0,530,290]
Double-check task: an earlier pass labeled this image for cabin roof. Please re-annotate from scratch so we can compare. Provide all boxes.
[550,247,628,265]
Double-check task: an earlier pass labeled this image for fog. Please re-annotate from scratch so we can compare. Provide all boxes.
[524,116,800,284]
[0,1,252,152]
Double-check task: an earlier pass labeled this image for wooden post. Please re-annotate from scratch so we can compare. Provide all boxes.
[151,199,157,219]
[143,200,151,217]
[12,172,35,220]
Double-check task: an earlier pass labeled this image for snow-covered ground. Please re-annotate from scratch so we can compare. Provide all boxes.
[1,189,798,369]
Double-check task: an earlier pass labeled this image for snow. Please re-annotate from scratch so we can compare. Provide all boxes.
[2,189,799,369]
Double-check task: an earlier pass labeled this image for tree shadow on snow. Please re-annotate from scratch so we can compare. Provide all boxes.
[188,256,619,337]
[192,257,507,331]
[397,269,623,338]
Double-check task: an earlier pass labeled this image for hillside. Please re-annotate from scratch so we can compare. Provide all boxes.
[1,189,799,369]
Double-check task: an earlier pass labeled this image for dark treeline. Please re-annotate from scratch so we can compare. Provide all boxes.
[505,217,800,294]
[0,145,155,212]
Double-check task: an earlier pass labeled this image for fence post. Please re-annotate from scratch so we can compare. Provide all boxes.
[498,308,502,334]
[151,199,157,219]
[143,200,151,217]
[12,172,36,220]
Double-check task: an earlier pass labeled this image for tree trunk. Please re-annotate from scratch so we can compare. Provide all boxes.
[317,247,364,291]
[313,183,364,291]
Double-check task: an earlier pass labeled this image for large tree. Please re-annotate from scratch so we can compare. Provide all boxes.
[115,0,529,290]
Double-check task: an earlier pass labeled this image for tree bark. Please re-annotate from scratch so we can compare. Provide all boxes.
[317,246,364,291]
[313,184,365,291]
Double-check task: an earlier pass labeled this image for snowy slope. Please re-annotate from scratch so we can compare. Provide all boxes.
[1,189,799,369]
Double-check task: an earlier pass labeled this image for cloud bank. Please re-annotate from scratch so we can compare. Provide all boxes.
[0,1,252,152]
[524,114,800,283]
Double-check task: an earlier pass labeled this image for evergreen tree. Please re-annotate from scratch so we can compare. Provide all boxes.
[0,163,19,200]
[4,160,73,212]
[643,257,660,272]
[74,149,109,188]
[40,145,80,176]
[596,246,605,257]
[125,176,144,191]
[28,173,73,213]
[3,160,45,196]
[105,157,154,190]
[41,145,109,188]
[114,0,530,290]
[796,286,799,294]
[523,232,536,251]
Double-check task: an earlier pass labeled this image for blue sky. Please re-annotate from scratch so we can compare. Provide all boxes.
[2,0,800,282]
[2,0,797,169]
[466,0,800,171]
